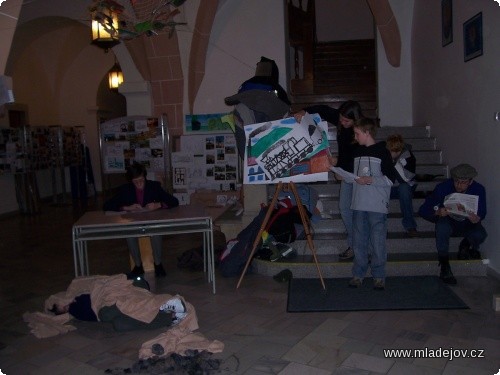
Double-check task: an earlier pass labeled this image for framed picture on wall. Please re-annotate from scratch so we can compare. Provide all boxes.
[463,12,483,62]
[441,0,453,47]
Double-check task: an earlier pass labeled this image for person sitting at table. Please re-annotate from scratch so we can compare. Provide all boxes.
[103,163,179,277]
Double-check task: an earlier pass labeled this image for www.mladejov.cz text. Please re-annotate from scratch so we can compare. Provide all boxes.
[383,347,485,361]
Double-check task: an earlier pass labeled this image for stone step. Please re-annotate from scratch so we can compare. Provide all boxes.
[304,179,445,197]
[292,235,459,255]
[327,134,438,150]
[252,255,488,279]
[328,143,442,163]
[376,126,430,138]
[321,197,427,214]
[310,216,435,233]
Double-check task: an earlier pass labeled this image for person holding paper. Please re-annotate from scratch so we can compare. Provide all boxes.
[418,163,487,285]
[386,134,418,237]
[349,118,397,290]
[294,101,364,260]
[103,163,179,278]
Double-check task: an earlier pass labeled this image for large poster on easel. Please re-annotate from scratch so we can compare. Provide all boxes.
[243,113,330,184]
[99,115,169,187]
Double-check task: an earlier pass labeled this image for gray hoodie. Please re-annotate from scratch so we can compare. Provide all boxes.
[351,142,396,214]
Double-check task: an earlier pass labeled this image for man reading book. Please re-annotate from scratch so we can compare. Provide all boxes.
[418,163,487,285]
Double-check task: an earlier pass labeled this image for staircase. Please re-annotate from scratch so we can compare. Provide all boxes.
[253,125,488,279]
[290,39,378,118]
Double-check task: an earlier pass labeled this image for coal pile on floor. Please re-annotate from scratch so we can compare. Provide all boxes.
[105,350,222,374]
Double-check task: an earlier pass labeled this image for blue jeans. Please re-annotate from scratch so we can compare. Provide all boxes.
[435,217,487,257]
[390,183,417,231]
[339,180,353,248]
[352,210,388,279]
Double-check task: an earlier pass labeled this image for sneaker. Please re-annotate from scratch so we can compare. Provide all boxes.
[171,312,187,325]
[129,265,144,277]
[160,297,186,314]
[154,263,166,278]
[339,247,354,260]
[348,277,363,288]
[406,228,419,238]
[160,297,188,326]
[373,278,385,290]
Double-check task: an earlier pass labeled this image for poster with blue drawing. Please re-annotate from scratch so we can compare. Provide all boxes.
[243,113,331,184]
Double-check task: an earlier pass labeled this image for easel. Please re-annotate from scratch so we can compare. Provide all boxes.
[236,181,326,289]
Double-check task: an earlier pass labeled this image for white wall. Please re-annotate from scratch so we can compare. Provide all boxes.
[413,0,500,274]
[193,0,287,114]
[377,0,414,126]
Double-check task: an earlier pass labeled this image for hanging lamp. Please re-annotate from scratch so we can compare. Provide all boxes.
[91,7,120,52]
[108,59,124,91]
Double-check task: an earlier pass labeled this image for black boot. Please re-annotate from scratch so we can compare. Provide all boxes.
[457,238,471,260]
[438,256,457,285]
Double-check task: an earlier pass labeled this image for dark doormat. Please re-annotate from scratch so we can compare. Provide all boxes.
[287,276,469,312]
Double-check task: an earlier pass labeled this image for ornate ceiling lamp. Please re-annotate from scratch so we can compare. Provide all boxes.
[108,58,124,91]
[90,0,187,46]
[90,1,123,52]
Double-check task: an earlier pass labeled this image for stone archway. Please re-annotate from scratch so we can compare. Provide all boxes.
[366,0,401,67]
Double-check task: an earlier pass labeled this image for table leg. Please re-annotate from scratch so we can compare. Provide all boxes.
[208,219,215,294]
[72,228,79,277]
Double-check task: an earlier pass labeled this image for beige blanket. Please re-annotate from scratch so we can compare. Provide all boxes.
[23,274,199,338]
[23,274,223,358]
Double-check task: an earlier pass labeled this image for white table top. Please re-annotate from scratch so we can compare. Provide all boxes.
[73,205,211,228]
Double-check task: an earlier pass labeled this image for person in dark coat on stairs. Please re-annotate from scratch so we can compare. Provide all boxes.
[386,134,418,237]
[418,163,487,285]
[294,100,364,261]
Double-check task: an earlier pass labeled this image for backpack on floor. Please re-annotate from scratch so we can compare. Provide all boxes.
[218,200,311,277]
[219,207,267,277]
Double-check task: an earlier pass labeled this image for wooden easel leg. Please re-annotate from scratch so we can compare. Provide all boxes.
[236,181,284,289]
[289,182,326,289]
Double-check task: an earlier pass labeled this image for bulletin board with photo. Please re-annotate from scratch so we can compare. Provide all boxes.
[99,115,170,188]
[173,133,239,192]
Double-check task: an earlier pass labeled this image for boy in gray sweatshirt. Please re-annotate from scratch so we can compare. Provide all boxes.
[349,118,397,290]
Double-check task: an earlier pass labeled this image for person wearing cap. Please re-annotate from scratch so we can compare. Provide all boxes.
[418,163,487,285]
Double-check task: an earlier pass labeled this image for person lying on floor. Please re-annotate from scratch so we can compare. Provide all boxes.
[41,274,197,334]
[49,287,187,332]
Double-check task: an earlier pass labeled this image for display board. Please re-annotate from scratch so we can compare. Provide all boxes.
[99,115,170,187]
[184,112,234,134]
[172,133,238,192]
[0,125,84,173]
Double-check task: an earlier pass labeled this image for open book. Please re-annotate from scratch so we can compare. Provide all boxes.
[444,193,478,217]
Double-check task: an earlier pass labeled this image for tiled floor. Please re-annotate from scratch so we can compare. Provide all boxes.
[1,201,499,374]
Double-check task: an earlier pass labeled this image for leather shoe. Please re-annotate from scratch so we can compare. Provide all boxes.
[129,265,144,277]
[154,263,166,278]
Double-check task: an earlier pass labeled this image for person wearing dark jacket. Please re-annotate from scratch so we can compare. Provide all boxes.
[294,101,364,260]
[386,134,418,237]
[418,163,487,285]
[103,163,179,277]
